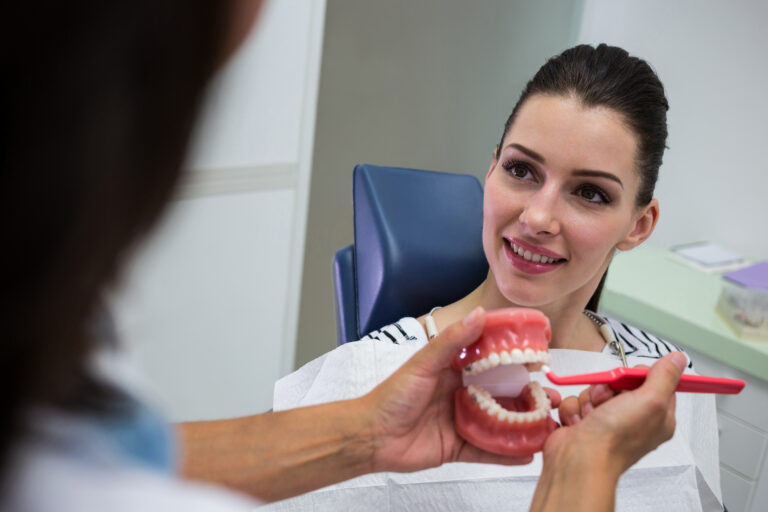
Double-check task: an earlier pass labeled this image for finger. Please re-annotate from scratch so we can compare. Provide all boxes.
[579,388,593,419]
[558,395,582,426]
[643,352,686,397]
[588,384,616,407]
[664,393,677,438]
[413,307,486,374]
[543,387,561,408]
[578,388,594,416]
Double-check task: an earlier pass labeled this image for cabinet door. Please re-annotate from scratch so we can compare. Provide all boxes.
[721,465,753,512]
[718,413,767,479]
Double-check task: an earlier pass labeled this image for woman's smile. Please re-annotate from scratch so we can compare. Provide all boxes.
[504,237,567,275]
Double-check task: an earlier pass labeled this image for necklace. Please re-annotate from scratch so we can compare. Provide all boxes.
[425,307,628,367]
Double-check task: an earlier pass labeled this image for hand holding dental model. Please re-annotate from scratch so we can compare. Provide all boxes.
[363,306,547,472]
[183,307,539,502]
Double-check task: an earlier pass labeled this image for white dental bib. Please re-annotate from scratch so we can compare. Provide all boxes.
[270,318,721,512]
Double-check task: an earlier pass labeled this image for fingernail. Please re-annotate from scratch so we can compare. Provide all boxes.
[570,414,581,425]
[582,402,594,416]
[670,351,687,371]
[463,306,485,328]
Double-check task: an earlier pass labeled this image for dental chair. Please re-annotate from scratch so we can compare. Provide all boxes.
[332,164,488,345]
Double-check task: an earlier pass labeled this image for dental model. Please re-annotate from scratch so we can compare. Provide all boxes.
[452,308,557,457]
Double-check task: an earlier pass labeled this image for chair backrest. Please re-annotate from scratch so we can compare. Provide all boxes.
[332,164,487,344]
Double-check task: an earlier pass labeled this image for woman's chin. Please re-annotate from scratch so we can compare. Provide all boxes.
[486,267,560,309]
[497,287,551,309]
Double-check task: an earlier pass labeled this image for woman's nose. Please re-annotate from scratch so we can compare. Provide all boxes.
[519,189,561,236]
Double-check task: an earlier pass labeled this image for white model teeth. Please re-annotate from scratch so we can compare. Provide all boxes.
[467,382,551,423]
[510,242,561,264]
[463,349,551,375]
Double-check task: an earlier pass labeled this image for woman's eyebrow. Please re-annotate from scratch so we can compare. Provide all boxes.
[573,170,624,188]
[505,143,545,163]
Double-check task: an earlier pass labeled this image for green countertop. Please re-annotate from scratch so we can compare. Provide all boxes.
[601,246,768,381]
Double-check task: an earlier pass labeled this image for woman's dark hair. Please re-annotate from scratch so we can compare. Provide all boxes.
[496,44,669,311]
[0,2,230,479]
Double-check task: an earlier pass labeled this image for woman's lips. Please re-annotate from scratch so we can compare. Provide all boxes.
[509,237,566,260]
[504,238,566,275]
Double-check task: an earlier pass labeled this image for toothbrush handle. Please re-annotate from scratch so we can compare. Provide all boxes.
[672,373,743,394]
[545,367,745,394]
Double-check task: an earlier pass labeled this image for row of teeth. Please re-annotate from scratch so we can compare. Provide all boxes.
[463,349,551,375]
[510,243,561,264]
[468,382,551,423]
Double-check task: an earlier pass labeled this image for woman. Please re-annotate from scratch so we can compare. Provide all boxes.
[380,43,721,505]
[275,44,721,510]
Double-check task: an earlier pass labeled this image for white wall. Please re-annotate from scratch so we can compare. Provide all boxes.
[578,0,768,259]
[109,0,325,421]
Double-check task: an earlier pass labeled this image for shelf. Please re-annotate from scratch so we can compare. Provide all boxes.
[601,246,768,382]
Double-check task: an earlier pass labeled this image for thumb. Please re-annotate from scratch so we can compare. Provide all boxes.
[413,307,486,374]
[643,351,686,396]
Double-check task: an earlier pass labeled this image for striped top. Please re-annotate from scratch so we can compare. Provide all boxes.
[361,314,693,369]
[603,316,693,368]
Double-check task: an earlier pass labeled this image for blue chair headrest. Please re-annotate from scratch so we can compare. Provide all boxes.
[353,164,488,336]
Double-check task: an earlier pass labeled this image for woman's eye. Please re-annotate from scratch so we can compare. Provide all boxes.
[503,161,533,180]
[577,186,610,204]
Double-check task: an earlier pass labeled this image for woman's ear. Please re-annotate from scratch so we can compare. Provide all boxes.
[616,199,660,251]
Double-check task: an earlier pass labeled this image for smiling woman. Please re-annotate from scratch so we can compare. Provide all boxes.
[329,43,719,509]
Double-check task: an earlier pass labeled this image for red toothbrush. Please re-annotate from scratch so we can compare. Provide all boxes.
[541,365,745,394]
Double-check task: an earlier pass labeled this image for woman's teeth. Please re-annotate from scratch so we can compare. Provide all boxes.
[510,242,562,264]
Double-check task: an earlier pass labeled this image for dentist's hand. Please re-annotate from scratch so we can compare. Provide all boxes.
[553,352,685,473]
[182,307,561,503]
[530,352,686,512]
[363,307,560,473]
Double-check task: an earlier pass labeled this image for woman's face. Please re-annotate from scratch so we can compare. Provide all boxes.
[482,94,658,309]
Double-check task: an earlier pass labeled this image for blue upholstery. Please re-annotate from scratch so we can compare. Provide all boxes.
[332,164,488,344]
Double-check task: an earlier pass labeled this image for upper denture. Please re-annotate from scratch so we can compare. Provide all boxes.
[453,309,551,372]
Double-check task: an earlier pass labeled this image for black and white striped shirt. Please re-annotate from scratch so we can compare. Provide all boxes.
[603,317,693,369]
[360,319,421,345]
